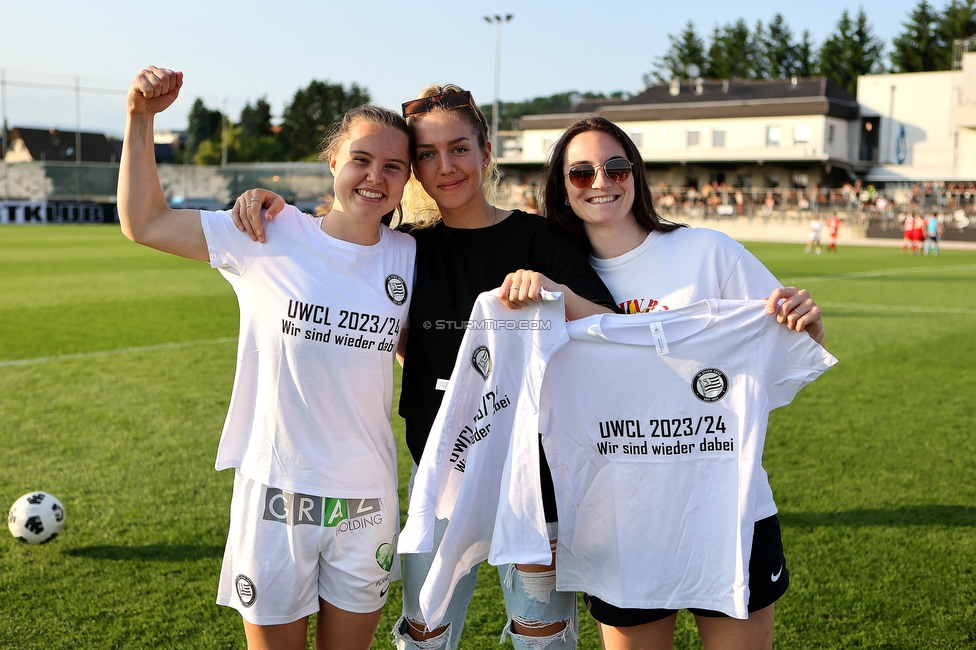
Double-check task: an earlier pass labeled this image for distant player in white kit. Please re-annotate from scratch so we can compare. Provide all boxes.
[805,215,824,254]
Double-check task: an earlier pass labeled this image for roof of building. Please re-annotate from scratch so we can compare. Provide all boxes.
[7,127,119,163]
[519,76,859,130]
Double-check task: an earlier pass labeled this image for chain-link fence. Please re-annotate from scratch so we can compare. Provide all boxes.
[0,161,335,206]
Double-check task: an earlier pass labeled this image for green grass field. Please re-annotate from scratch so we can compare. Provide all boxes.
[1,226,974,649]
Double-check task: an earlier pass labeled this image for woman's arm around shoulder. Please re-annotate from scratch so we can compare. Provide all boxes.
[230,189,290,243]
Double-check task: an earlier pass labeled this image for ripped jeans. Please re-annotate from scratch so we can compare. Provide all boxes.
[393,517,578,650]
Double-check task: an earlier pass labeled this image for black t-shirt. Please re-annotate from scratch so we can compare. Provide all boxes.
[399,210,616,466]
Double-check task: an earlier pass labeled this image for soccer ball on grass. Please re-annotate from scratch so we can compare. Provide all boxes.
[8,492,65,544]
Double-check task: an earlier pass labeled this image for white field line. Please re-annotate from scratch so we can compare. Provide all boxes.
[780,264,976,315]
[818,302,976,315]
[781,263,976,285]
[6,264,974,367]
[0,337,237,368]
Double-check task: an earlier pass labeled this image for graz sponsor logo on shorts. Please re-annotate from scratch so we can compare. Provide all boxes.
[471,345,491,380]
[262,488,383,535]
[692,368,729,403]
[385,274,408,305]
[235,574,257,607]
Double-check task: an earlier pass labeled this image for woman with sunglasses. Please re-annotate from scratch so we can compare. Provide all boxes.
[118,66,415,650]
[234,86,617,650]
[519,115,824,650]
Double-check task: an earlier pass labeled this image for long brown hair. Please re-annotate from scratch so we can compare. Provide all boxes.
[541,116,684,253]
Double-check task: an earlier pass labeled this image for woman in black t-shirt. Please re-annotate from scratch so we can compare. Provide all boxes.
[234,86,614,650]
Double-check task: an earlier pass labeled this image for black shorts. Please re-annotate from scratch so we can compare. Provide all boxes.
[584,515,788,627]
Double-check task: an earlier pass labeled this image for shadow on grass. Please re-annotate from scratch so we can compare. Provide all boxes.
[64,544,223,561]
[781,505,976,528]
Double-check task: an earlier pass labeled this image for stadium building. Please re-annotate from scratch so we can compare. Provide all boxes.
[496,75,864,195]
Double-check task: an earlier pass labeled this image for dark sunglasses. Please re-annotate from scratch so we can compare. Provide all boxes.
[565,159,634,188]
[402,90,480,119]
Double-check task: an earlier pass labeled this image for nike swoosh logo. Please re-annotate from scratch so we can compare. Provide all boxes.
[380,585,390,598]
[771,565,783,582]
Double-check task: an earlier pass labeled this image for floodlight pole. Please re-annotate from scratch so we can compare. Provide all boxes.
[221,98,228,167]
[75,76,82,165]
[75,76,82,200]
[1,68,7,160]
[887,85,896,164]
[484,14,513,153]
[1,68,7,200]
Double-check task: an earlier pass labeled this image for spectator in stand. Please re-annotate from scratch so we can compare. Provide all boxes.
[841,183,853,211]
[923,182,935,211]
[909,184,921,211]
[660,191,676,215]
[719,182,730,209]
[685,185,699,213]
[874,194,885,213]
[851,180,863,212]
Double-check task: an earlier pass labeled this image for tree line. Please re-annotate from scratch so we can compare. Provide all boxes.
[653,2,976,95]
[182,80,368,164]
[180,1,976,163]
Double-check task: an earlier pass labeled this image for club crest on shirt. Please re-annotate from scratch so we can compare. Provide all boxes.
[472,346,491,380]
[235,574,257,607]
[692,368,729,402]
[385,274,408,305]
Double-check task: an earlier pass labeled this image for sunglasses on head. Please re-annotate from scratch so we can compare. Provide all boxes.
[564,158,634,188]
[402,90,480,119]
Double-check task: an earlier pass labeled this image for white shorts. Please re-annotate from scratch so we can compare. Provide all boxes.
[217,472,400,625]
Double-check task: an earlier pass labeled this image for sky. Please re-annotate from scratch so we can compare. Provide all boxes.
[2,0,926,137]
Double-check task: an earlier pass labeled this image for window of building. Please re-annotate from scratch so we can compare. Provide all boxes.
[827,125,835,145]
[766,126,781,147]
[794,124,810,144]
[712,130,726,147]
[687,130,701,146]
